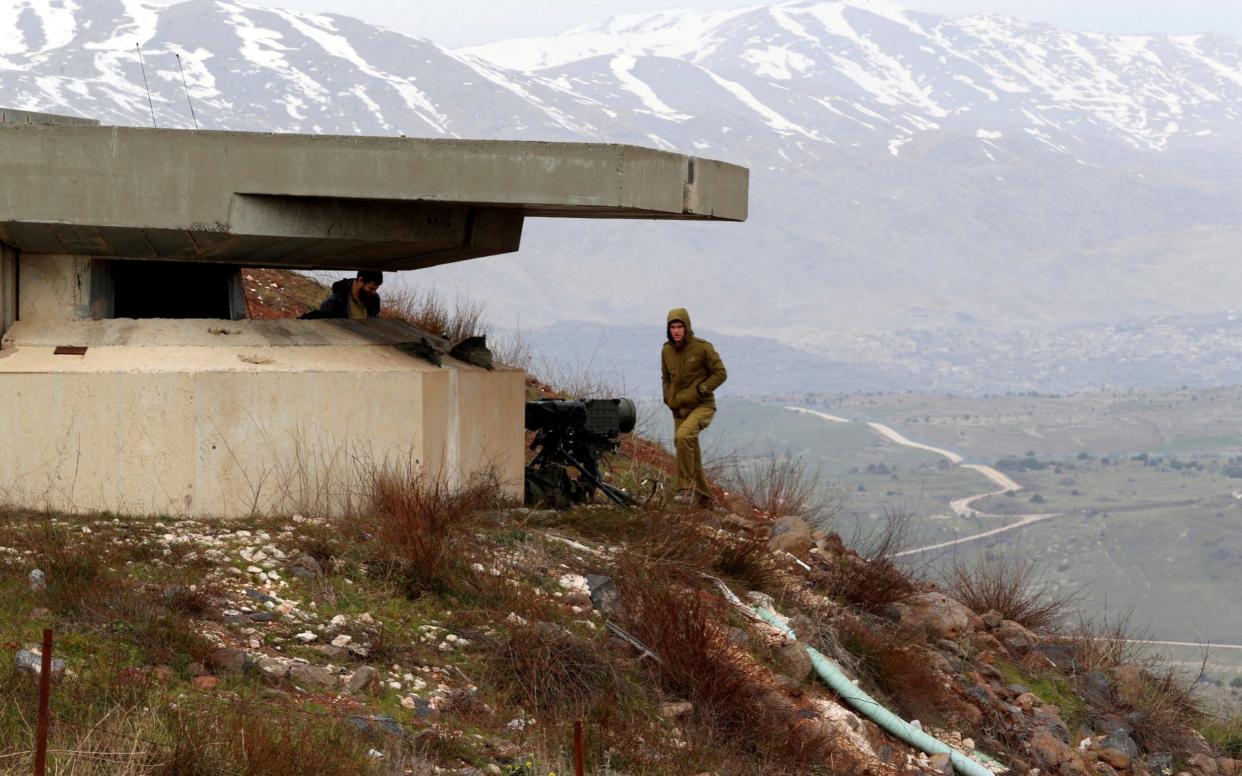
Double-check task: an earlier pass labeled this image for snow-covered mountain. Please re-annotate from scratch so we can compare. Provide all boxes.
[4,0,1242,392]
[7,0,1242,158]
[463,0,1242,158]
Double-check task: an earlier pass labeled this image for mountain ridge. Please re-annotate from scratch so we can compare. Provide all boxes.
[4,0,1242,392]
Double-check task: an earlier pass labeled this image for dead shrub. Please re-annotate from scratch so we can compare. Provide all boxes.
[488,622,622,717]
[490,328,535,372]
[119,590,216,668]
[533,347,625,401]
[632,506,722,573]
[361,468,504,598]
[832,616,968,725]
[161,700,383,776]
[724,455,842,525]
[1067,609,1147,676]
[6,520,124,617]
[1124,666,1204,752]
[815,509,918,614]
[712,530,779,594]
[614,563,838,771]
[538,503,721,577]
[946,552,1079,631]
[382,285,486,343]
[1067,611,1205,753]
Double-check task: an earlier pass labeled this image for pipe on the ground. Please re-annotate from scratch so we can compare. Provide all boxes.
[751,606,998,776]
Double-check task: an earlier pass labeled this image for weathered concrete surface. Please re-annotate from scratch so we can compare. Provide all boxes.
[4,317,451,349]
[0,108,97,125]
[0,124,749,270]
[16,254,91,322]
[0,243,14,334]
[0,319,523,517]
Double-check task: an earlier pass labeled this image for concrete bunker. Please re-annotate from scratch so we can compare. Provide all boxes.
[0,110,748,517]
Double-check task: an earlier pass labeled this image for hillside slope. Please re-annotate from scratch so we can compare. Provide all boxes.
[2,454,1239,774]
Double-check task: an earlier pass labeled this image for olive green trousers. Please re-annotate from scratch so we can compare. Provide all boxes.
[673,404,716,498]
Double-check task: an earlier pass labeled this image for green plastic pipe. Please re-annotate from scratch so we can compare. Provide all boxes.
[752,606,998,776]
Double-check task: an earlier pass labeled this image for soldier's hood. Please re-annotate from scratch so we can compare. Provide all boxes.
[667,307,693,343]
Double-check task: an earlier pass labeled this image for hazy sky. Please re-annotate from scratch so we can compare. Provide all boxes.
[176,0,1242,47]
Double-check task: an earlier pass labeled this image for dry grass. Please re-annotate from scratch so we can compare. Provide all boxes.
[534,351,626,400]
[946,551,1080,631]
[489,329,535,372]
[381,285,487,344]
[1066,610,1206,753]
[613,563,843,773]
[13,520,122,617]
[712,529,780,594]
[488,622,623,718]
[832,616,969,725]
[360,468,506,598]
[1203,712,1242,758]
[160,699,394,776]
[1066,609,1148,676]
[532,504,721,579]
[814,509,918,614]
[724,456,842,525]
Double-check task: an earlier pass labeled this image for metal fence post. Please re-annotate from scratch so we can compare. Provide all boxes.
[573,719,584,776]
[34,628,53,776]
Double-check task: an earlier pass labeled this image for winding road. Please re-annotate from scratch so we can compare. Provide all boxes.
[787,407,1242,651]
[786,407,1060,555]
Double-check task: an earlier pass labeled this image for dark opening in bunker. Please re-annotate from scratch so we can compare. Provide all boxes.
[93,260,246,319]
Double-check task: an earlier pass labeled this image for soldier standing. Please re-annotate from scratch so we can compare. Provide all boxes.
[661,307,727,507]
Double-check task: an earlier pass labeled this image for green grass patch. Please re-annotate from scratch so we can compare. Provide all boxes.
[994,658,1086,730]
[1202,713,1242,757]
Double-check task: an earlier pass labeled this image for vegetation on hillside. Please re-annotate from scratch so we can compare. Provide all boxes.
[1,278,1237,775]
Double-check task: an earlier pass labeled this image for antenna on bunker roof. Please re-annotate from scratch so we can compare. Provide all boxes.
[176,53,199,130]
[135,43,157,128]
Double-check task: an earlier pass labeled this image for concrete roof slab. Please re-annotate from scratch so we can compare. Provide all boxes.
[0,123,748,270]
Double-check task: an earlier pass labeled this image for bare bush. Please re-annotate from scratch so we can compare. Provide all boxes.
[382,285,486,343]
[724,455,843,526]
[489,622,622,717]
[1067,608,1148,675]
[713,529,779,594]
[815,508,919,614]
[361,468,505,598]
[489,328,535,372]
[0,519,123,618]
[161,700,384,776]
[832,615,970,725]
[1066,610,1205,753]
[614,563,843,771]
[946,551,1080,631]
[534,349,626,400]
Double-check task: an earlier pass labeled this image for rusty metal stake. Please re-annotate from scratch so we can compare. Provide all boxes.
[573,719,584,776]
[34,628,53,776]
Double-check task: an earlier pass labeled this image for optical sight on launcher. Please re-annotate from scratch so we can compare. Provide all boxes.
[524,398,638,507]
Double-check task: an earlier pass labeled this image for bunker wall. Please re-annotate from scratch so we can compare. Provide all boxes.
[0,337,525,517]
[17,253,91,321]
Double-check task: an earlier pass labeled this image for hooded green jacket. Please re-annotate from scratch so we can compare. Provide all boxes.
[661,307,727,415]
